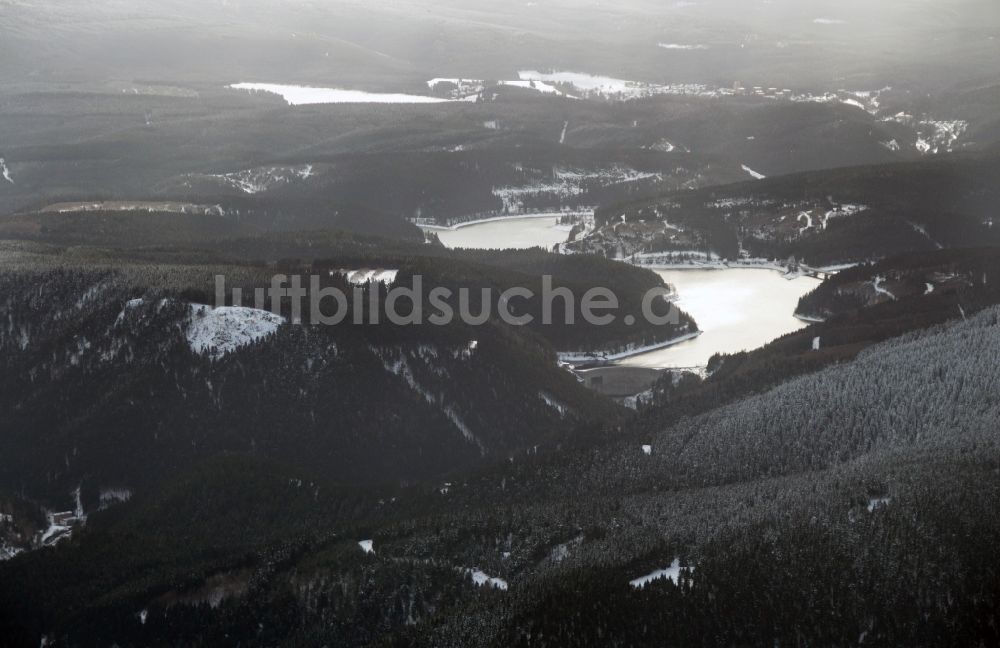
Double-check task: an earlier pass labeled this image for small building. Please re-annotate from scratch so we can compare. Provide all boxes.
[51,511,75,526]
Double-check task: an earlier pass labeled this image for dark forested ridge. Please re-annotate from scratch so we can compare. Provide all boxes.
[0,263,625,506]
[797,247,1000,321]
[0,223,694,355]
[586,152,1000,265]
[0,202,425,246]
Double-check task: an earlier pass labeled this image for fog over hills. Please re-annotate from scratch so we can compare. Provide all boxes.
[3,0,999,90]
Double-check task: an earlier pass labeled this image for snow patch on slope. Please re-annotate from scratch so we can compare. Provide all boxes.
[539,392,571,417]
[867,497,891,512]
[658,42,709,50]
[186,305,284,358]
[630,558,684,588]
[204,165,316,194]
[444,406,485,455]
[99,488,132,510]
[0,158,12,184]
[468,569,508,590]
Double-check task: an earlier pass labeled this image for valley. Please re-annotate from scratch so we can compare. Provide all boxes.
[1,1,999,646]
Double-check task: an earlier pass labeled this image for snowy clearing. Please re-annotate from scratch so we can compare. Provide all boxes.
[186,305,284,358]
[741,164,767,180]
[867,497,891,512]
[359,540,375,554]
[230,83,456,105]
[630,558,683,588]
[498,79,575,98]
[468,569,508,590]
[339,269,399,285]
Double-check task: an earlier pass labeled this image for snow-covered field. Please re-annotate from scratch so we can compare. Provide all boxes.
[518,70,714,100]
[229,83,461,105]
[498,79,575,98]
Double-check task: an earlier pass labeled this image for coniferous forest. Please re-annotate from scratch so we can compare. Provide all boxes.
[2,1,1000,646]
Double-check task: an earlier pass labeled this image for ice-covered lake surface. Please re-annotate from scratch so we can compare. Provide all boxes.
[425,215,571,251]
[618,269,820,369]
[229,83,456,105]
[422,217,819,369]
